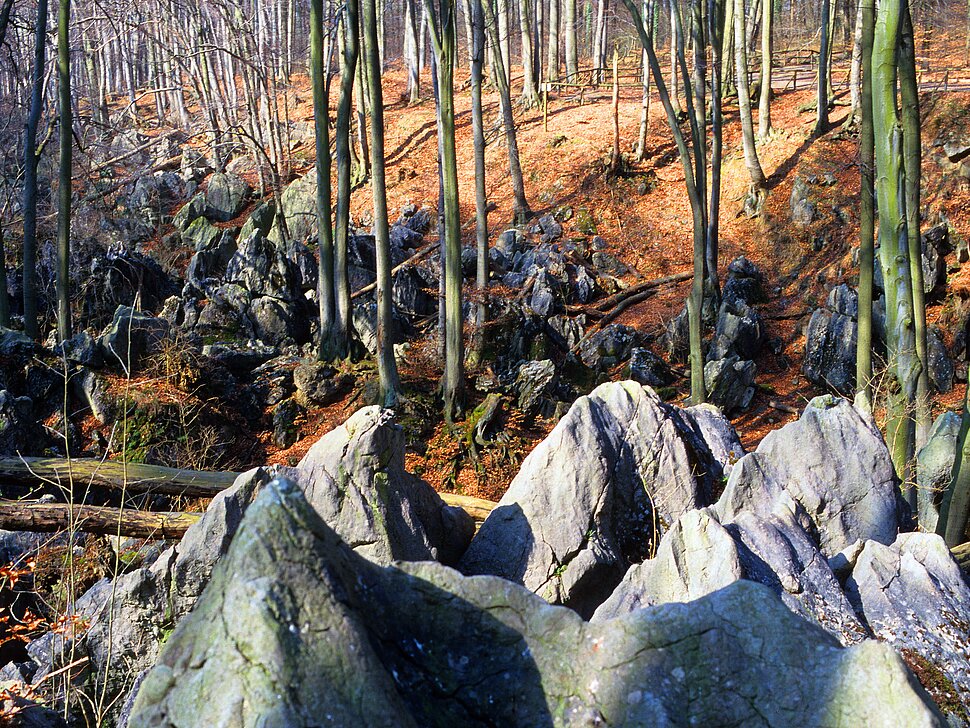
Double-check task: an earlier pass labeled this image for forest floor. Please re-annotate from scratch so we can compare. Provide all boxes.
[239,59,970,503]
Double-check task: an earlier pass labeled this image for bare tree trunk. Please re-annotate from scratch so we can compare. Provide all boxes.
[547,0,560,81]
[498,0,511,83]
[847,0,864,124]
[815,0,831,136]
[856,0,875,407]
[56,0,73,343]
[406,0,422,101]
[470,0,490,362]
[484,0,531,221]
[564,0,577,78]
[334,0,361,358]
[734,0,766,209]
[757,0,772,139]
[636,0,654,160]
[363,0,402,405]
[519,0,540,105]
[312,0,338,361]
[22,0,49,341]
[670,1,683,115]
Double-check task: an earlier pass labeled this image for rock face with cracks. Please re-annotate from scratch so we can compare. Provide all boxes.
[26,407,471,723]
[128,477,943,728]
[458,382,738,617]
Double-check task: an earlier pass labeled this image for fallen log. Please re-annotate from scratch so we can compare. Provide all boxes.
[592,270,692,313]
[0,458,497,524]
[0,458,233,499]
[0,501,201,539]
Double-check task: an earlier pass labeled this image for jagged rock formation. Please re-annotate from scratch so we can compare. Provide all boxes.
[17,408,471,723]
[128,477,943,728]
[458,382,740,617]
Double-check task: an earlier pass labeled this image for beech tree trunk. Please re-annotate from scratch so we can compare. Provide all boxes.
[856,0,875,407]
[757,0,772,140]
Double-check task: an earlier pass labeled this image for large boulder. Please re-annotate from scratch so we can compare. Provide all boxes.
[269,170,316,245]
[459,382,731,616]
[0,390,40,457]
[916,411,962,533]
[128,478,943,728]
[99,306,172,372]
[846,533,970,719]
[704,355,757,414]
[225,231,302,302]
[752,394,901,556]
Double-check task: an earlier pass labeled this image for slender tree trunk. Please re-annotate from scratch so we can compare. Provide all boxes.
[623,0,705,403]
[847,0,864,124]
[425,0,465,422]
[312,0,338,361]
[873,0,919,499]
[757,0,772,139]
[498,0,511,83]
[22,0,49,341]
[856,0,875,407]
[363,0,402,405]
[547,0,560,81]
[334,0,361,358]
[471,0,489,362]
[735,0,767,208]
[900,2,930,449]
[519,0,539,105]
[815,0,831,136]
[636,0,654,160]
[405,0,422,102]
[564,0,577,78]
[56,0,72,342]
[707,0,724,298]
[0,227,8,328]
[484,0,532,221]
[721,0,735,96]
[670,2,683,115]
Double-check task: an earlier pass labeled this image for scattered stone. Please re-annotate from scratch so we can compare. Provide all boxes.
[927,325,954,394]
[514,359,557,414]
[272,398,302,449]
[293,362,347,407]
[99,306,172,372]
[626,347,675,388]
[537,213,563,243]
[803,284,859,395]
[709,301,763,361]
[172,193,206,232]
[790,176,817,226]
[704,356,757,414]
[578,324,640,371]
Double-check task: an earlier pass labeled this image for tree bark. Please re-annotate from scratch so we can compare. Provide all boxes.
[363,0,403,406]
[757,0,772,140]
[564,0,577,78]
[734,0,767,209]
[0,502,201,540]
[938,386,970,547]
[334,0,361,359]
[311,0,338,361]
[873,0,919,499]
[471,0,490,362]
[547,0,560,81]
[22,0,49,341]
[56,0,73,343]
[518,0,540,105]
[856,0,875,408]
[815,0,831,136]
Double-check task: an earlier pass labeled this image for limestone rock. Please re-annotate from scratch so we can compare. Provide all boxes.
[128,478,944,728]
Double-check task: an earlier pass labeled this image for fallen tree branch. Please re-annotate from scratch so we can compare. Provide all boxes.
[592,270,692,313]
[350,242,436,299]
[0,501,201,539]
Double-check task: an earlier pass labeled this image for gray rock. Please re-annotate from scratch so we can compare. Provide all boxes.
[128,478,943,728]
[803,284,858,395]
[704,356,757,414]
[538,213,563,242]
[180,215,220,252]
[572,265,596,304]
[172,193,205,232]
[226,231,301,302]
[626,347,675,388]
[99,306,171,373]
[681,403,745,477]
[202,341,277,372]
[272,398,302,449]
[753,394,901,556]
[921,224,949,295]
[73,368,114,424]
[928,325,954,394]
[193,283,253,341]
[205,172,250,222]
[0,328,37,358]
[916,411,962,533]
[460,382,718,616]
[239,198,277,240]
[514,359,557,414]
[847,533,970,720]
[0,694,67,727]
[392,265,438,322]
[527,269,563,317]
[791,176,818,226]
[721,256,764,308]
[185,230,237,286]
[293,362,346,407]
[292,406,473,567]
[578,324,640,371]
[709,301,764,361]
[53,330,103,368]
[248,296,306,347]
[269,171,317,245]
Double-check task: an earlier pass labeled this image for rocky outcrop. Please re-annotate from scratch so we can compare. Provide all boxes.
[459,382,734,616]
[128,478,943,728]
[803,284,859,395]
